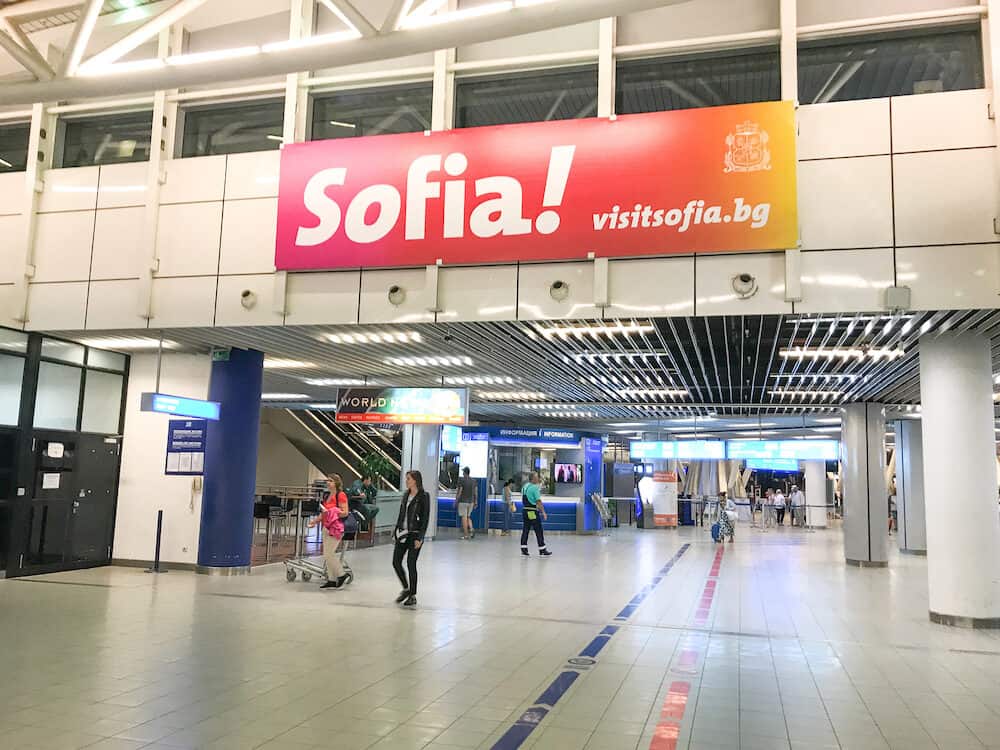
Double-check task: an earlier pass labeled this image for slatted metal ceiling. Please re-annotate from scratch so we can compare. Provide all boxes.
[60,308,1000,431]
[6,1,162,33]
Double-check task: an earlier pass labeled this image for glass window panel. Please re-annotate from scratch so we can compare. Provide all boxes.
[81,371,123,434]
[34,362,81,431]
[0,355,24,426]
[799,27,984,104]
[310,84,433,140]
[0,329,28,354]
[617,49,780,114]
[0,123,30,173]
[181,99,285,157]
[60,111,152,168]
[41,339,85,365]
[455,68,598,128]
[87,348,126,372]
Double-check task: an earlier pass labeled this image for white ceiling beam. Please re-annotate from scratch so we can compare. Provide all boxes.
[0,27,54,80]
[318,0,377,37]
[0,16,50,68]
[60,0,104,76]
[1,0,687,104]
[381,0,414,33]
[80,0,209,72]
[0,0,79,19]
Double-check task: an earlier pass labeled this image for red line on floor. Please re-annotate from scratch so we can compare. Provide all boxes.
[649,681,691,750]
[693,546,725,626]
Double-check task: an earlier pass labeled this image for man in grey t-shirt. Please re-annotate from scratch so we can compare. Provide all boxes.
[456,467,478,540]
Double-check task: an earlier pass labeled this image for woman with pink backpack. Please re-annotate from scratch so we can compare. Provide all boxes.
[307,474,352,589]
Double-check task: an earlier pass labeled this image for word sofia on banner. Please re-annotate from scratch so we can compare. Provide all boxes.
[275,101,797,271]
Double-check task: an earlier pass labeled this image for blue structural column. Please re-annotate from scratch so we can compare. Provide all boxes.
[197,348,264,573]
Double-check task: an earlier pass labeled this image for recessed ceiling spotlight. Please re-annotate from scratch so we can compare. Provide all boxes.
[386,356,473,367]
[326,330,421,345]
[477,391,547,401]
[619,388,689,398]
[779,347,904,360]
[445,375,516,385]
[537,321,655,339]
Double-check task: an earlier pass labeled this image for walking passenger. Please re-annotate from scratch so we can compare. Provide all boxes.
[718,491,736,543]
[790,485,805,527]
[501,479,514,536]
[456,466,478,540]
[520,471,552,557]
[307,474,350,589]
[773,488,786,525]
[393,470,430,608]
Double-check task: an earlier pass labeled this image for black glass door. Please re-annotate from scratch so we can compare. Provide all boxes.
[19,436,76,574]
[0,429,17,574]
[68,434,120,564]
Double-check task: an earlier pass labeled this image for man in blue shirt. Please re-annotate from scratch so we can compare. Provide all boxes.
[520,471,552,557]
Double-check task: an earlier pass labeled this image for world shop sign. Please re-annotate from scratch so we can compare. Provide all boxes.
[274,100,797,270]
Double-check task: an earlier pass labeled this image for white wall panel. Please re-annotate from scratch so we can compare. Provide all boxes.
[360,267,435,324]
[215,274,283,327]
[799,0,973,26]
[25,282,88,330]
[39,166,99,213]
[896,244,999,311]
[155,202,223,277]
[695,252,790,316]
[0,285,22,329]
[33,210,95,283]
[606,257,694,318]
[618,0,777,45]
[219,197,277,275]
[161,154,227,204]
[150,276,217,327]
[799,156,893,250]
[96,162,148,209]
[224,151,280,200]
[85,279,146,330]
[0,172,25,216]
[91,207,144,280]
[894,148,998,246]
[796,248,894,314]
[284,271,361,326]
[457,22,597,62]
[517,261,600,321]
[797,99,890,160]
[437,265,518,322]
[0,215,22,283]
[891,89,995,153]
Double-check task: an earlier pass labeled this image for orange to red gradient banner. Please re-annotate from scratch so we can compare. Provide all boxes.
[274,100,797,270]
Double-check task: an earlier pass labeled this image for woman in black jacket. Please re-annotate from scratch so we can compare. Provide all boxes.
[393,469,430,607]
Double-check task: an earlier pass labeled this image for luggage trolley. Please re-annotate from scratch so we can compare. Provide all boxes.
[284,509,365,584]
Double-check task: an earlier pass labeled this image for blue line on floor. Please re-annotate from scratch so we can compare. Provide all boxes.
[490,543,691,750]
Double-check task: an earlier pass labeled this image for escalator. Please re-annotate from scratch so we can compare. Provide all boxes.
[263,408,401,491]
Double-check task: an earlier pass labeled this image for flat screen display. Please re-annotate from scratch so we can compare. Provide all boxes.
[459,439,489,478]
[630,440,725,460]
[746,458,799,472]
[441,424,462,453]
[727,440,838,461]
[554,463,583,483]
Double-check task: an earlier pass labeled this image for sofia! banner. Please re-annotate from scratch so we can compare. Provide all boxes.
[275,101,796,270]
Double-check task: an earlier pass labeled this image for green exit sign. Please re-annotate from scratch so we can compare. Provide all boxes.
[211,348,231,362]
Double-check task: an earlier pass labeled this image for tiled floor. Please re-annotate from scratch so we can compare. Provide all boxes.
[3,524,1000,750]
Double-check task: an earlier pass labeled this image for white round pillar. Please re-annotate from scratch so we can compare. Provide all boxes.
[841,403,889,567]
[920,332,1000,626]
[803,460,827,528]
[894,419,926,555]
[402,424,440,540]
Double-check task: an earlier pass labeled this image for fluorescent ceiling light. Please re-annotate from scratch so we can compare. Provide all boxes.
[539,322,655,339]
[327,330,421,344]
[609,422,645,427]
[78,337,178,350]
[571,351,669,363]
[619,388,688,398]
[663,416,716,424]
[477,391,547,401]
[262,393,310,400]
[304,377,366,386]
[386,356,473,367]
[771,373,857,381]
[445,375,514,385]
[264,359,314,369]
[780,347,904,360]
[167,46,260,66]
[813,427,842,433]
[723,422,778,429]
[305,403,338,409]
[735,430,780,437]
[541,411,597,419]
[328,120,357,128]
[769,390,843,398]
[0,158,11,168]
[262,30,360,53]
[266,134,284,142]
[814,417,842,424]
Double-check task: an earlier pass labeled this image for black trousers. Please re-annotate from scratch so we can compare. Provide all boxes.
[392,535,422,594]
[776,507,785,525]
[520,512,547,549]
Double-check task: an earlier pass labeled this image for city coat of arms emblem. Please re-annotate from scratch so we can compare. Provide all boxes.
[724,120,771,173]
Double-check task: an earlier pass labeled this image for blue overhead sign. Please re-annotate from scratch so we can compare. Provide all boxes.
[630,440,725,460]
[726,440,838,461]
[141,392,221,421]
[465,427,583,446]
[746,458,799,472]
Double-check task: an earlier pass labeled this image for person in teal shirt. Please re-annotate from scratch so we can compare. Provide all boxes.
[520,471,552,557]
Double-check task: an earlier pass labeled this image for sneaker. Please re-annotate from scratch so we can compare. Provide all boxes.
[402,595,417,607]
[336,574,350,586]
[521,548,529,556]
[395,590,410,603]
[320,580,342,589]
[539,549,552,557]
